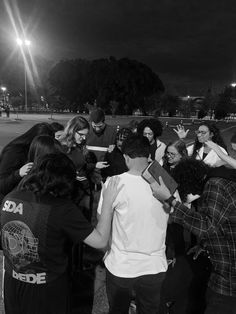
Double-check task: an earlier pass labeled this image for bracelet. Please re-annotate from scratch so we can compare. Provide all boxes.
[164,195,176,207]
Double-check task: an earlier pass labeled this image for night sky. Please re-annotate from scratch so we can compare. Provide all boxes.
[1,0,236,95]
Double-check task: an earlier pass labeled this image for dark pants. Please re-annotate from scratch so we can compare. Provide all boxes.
[106,269,165,314]
[205,288,236,314]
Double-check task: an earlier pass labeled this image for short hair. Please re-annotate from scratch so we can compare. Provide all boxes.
[121,134,150,158]
[59,116,89,150]
[19,153,76,199]
[28,135,63,164]
[137,118,163,138]
[50,122,64,133]
[90,108,105,123]
[172,158,210,202]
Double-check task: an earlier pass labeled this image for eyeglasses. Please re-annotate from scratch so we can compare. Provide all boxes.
[76,131,87,139]
[166,152,179,158]
[195,130,208,135]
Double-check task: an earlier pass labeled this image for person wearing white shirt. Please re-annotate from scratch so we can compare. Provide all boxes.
[98,134,169,314]
[174,121,228,167]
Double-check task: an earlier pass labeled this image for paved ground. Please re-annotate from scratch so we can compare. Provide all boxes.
[0,114,235,313]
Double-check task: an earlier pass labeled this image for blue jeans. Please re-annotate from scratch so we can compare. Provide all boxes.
[106,269,165,314]
[205,288,236,314]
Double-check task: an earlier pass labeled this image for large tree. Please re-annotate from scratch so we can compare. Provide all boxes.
[48,57,164,114]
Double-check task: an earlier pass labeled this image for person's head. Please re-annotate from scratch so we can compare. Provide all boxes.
[121,134,150,168]
[137,118,163,144]
[19,153,76,199]
[172,158,211,202]
[6,123,54,148]
[231,133,236,151]
[165,140,188,167]
[28,135,63,164]
[50,122,64,140]
[90,108,106,134]
[60,116,90,149]
[193,121,227,157]
[116,128,132,150]
[128,120,139,133]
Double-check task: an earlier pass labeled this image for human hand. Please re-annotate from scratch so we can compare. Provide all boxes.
[102,176,123,211]
[150,177,171,202]
[96,161,109,169]
[107,145,115,153]
[205,140,221,154]
[19,162,34,177]
[173,125,189,139]
[187,245,209,260]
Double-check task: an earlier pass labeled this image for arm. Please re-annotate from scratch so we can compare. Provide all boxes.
[205,140,236,169]
[151,176,230,239]
[0,147,28,195]
[84,176,122,248]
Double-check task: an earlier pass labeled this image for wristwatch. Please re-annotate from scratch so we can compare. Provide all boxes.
[164,195,176,207]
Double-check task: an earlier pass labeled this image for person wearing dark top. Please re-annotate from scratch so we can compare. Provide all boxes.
[152,158,236,314]
[102,128,132,179]
[1,153,121,314]
[0,123,54,196]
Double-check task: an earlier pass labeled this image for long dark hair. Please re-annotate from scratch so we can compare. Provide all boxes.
[0,123,54,161]
[192,121,227,159]
[28,135,63,164]
[18,153,76,199]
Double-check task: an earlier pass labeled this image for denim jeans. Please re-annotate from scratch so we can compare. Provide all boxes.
[106,269,165,314]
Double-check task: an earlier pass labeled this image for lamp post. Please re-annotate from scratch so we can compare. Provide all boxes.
[16,38,31,112]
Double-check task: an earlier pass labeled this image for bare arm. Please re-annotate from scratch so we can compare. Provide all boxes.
[84,176,122,248]
[205,140,236,169]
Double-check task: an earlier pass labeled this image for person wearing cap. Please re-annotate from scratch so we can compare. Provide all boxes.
[102,127,132,179]
[86,108,117,164]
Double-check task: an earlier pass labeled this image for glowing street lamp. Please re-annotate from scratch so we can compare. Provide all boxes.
[231,83,236,88]
[1,86,7,107]
[16,38,31,112]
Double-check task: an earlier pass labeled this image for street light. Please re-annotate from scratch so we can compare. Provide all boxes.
[1,86,7,107]
[16,38,31,112]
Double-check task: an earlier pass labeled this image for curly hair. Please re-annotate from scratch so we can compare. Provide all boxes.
[18,153,76,199]
[192,121,227,159]
[172,158,210,202]
[59,116,89,153]
[137,118,163,138]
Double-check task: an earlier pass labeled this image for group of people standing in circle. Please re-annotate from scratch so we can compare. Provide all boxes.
[0,108,236,314]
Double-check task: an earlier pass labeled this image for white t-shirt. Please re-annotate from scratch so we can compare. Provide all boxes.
[98,172,168,278]
[187,144,228,167]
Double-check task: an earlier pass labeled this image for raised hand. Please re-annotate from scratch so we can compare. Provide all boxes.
[150,176,171,202]
[173,124,189,139]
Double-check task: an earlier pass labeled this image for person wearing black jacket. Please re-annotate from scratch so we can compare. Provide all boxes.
[0,123,54,196]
